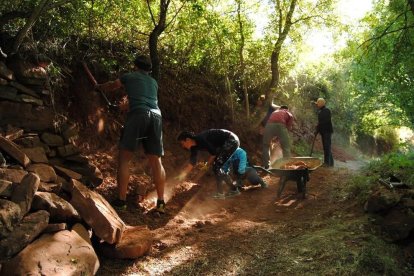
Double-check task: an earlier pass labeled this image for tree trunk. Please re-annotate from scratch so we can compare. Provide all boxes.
[236,0,250,118]
[12,0,50,53]
[147,0,169,81]
[267,0,297,101]
[226,75,234,122]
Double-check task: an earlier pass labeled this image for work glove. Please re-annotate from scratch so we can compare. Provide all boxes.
[200,162,209,172]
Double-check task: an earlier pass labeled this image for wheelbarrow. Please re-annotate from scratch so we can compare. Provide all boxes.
[254,157,322,199]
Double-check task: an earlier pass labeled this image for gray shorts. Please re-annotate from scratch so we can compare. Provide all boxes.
[119,110,164,156]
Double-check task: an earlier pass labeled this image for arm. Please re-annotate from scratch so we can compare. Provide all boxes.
[96,79,123,92]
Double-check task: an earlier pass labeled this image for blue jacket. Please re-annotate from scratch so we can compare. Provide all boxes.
[222,147,248,175]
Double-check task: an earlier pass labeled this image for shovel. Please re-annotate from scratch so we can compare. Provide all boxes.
[309,133,317,156]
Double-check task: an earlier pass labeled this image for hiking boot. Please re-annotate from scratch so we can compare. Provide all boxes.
[156,199,166,214]
[111,198,127,210]
[212,192,226,199]
[226,189,241,197]
[260,181,268,188]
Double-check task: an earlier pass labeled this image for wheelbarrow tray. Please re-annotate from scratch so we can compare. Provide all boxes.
[269,157,322,199]
[269,157,322,176]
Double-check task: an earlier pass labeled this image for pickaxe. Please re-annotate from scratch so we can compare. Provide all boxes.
[81,62,119,111]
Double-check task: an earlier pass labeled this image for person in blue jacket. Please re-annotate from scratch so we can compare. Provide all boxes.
[221,147,268,196]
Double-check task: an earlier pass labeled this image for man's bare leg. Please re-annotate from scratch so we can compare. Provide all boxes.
[117,149,133,200]
[147,154,165,200]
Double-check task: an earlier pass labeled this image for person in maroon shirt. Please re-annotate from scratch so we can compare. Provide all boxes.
[262,105,294,168]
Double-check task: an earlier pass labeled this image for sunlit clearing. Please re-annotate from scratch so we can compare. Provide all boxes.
[97,118,105,133]
[336,0,373,23]
[398,127,414,142]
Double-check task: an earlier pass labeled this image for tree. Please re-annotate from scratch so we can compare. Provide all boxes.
[266,0,335,101]
[147,0,186,81]
[348,0,414,128]
[236,0,250,117]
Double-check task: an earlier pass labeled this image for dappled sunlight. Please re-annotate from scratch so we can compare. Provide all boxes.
[97,117,105,133]
[398,127,414,143]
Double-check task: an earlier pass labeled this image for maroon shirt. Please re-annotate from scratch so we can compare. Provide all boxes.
[267,109,293,130]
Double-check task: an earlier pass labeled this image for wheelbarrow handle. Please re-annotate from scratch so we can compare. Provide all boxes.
[252,165,275,175]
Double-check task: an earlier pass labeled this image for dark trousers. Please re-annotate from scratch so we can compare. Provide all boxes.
[321,132,334,166]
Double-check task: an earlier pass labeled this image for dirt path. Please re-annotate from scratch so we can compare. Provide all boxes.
[97,163,367,275]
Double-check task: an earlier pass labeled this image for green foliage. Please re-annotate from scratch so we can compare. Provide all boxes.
[367,151,414,186]
[340,173,378,203]
[347,0,414,128]
[339,151,414,204]
[374,125,399,154]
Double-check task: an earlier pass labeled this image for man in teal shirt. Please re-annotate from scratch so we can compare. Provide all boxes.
[96,55,166,213]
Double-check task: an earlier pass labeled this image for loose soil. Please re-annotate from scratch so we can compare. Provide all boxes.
[92,145,374,275]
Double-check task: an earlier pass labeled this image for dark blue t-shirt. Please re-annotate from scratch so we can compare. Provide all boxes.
[120,71,161,115]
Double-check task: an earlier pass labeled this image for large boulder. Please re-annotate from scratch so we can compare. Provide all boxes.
[69,179,126,244]
[96,225,153,259]
[0,210,49,259]
[0,228,99,276]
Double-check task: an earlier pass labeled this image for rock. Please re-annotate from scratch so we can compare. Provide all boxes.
[27,163,57,183]
[65,154,89,164]
[57,144,80,157]
[9,80,40,98]
[0,210,49,259]
[0,61,13,80]
[54,165,82,180]
[21,146,48,163]
[0,167,28,183]
[0,179,13,197]
[71,223,92,245]
[96,225,153,259]
[0,229,99,276]
[43,223,67,233]
[0,199,21,238]
[10,172,40,216]
[364,189,400,213]
[38,182,62,194]
[14,135,42,148]
[19,94,43,106]
[381,207,414,241]
[31,192,81,223]
[0,101,55,131]
[0,85,18,101]
[69,179,126,244]
[40,132,64,147]
[62,124,79,142]
[68,164,103,187]
[4,127,24,141]
[0,135,30,167]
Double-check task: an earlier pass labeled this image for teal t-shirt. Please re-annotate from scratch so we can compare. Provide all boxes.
[120,71,161,115]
